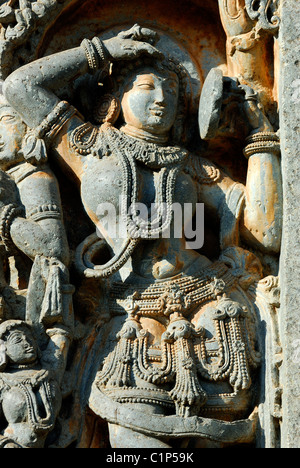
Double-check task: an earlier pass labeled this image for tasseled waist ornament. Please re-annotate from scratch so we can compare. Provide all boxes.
[96,261,261,418]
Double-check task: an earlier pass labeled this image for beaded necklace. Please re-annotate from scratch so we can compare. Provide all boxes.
[104,126,185,239]
[70,122,189,168]
[71,123,189,278]
[117,126,188,169]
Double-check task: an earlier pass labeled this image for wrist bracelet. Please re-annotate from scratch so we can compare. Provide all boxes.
[92,37,107,68]
[81,38,98,74]
[246,132,279,143]
[81,37,107,75]
[0,204,24,253]
[243,132,280,158]
[28,204,61,222]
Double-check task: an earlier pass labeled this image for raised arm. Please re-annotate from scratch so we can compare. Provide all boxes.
[3,26,163,129]
[197,90,282,255]
[239,88,282,254]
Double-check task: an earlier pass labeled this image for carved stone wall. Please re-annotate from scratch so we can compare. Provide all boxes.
[278,0,300,449]
[0,0,296,449]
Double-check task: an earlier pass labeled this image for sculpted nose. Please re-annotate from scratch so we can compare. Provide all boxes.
[154,88,166,106]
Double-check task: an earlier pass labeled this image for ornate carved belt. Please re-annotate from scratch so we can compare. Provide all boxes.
[109,261,235,318]
[97,261,260,418]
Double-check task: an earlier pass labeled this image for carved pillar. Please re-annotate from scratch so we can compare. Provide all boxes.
[278,0,300,449]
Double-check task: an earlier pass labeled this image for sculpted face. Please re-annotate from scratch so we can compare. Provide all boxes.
[0,103,26,170]
[5,328,38,365]
[120,67,179,137]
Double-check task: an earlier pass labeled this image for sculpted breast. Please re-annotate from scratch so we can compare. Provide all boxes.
[2,387,27,423]
[81,155,123,224]
[80,153,198,229]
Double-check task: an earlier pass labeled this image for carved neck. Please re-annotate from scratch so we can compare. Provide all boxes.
[121,124,169,145]
[9,359,39,371]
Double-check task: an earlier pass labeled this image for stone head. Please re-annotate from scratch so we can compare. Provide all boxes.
[0,320,38,371]
[111,57,189,143]
[0,91,27,170]
[77,55,191,145]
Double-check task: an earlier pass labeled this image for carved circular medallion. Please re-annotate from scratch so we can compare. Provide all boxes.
[93,94,121,124]
[198,67,224,140]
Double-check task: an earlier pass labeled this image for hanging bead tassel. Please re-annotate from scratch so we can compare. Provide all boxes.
[162,316,207,417]
[98,315,145,388]
[213,297,256,392]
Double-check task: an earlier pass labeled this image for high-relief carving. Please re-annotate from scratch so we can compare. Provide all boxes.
[0,87,73,446]
[0,0,73,79]
[0,0,283,449]
[0,315,70,448]
[218,0,280,123]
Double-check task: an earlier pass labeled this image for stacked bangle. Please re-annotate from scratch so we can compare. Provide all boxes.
[81,37,107,75]
[35,101,76,141]
[243,132,280,159]
[92,37,106,67]
[0,203,24,253]
[28,204,61,222]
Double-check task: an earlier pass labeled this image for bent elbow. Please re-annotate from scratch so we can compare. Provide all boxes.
[3,72,24,107]
[3,70,38,126]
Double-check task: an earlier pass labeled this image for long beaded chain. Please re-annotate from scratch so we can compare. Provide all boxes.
[105,126,182,239]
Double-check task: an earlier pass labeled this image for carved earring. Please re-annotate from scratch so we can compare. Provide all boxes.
[93,94,121,125]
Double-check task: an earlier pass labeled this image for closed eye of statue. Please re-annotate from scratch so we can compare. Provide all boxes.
[0,114,15,122]
[137,83,155,90]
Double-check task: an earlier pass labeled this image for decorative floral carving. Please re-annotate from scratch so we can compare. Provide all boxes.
[245,0,280,32]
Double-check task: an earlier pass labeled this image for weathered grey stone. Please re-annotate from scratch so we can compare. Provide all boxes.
[278,0,300,449]
[0,0,293,449]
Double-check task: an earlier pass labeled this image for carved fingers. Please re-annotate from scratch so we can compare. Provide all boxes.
[239,83,273,132]
[121,40,163,60]
[117,24,159,45]
[243,101,273,133]
[103,25,164,62]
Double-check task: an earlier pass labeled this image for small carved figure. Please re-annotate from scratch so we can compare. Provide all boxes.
[0,88,73,447]
[0,86,70,324]
[0,318,70,448]
[3,24,282,448]
[0,88,69,267]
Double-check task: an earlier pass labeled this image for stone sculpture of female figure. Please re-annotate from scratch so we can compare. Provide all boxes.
[0,84,73,324]
[0,319,71,448]
[0,89,73,447]
[3,25,282,448]
[0,87,69,272]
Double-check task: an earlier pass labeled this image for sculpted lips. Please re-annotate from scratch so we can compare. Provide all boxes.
[149,107,165,117]
[24,346,35,355]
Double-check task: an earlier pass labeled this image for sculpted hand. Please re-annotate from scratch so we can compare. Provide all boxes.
[239,84,274,133]
[103,24,164,62]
